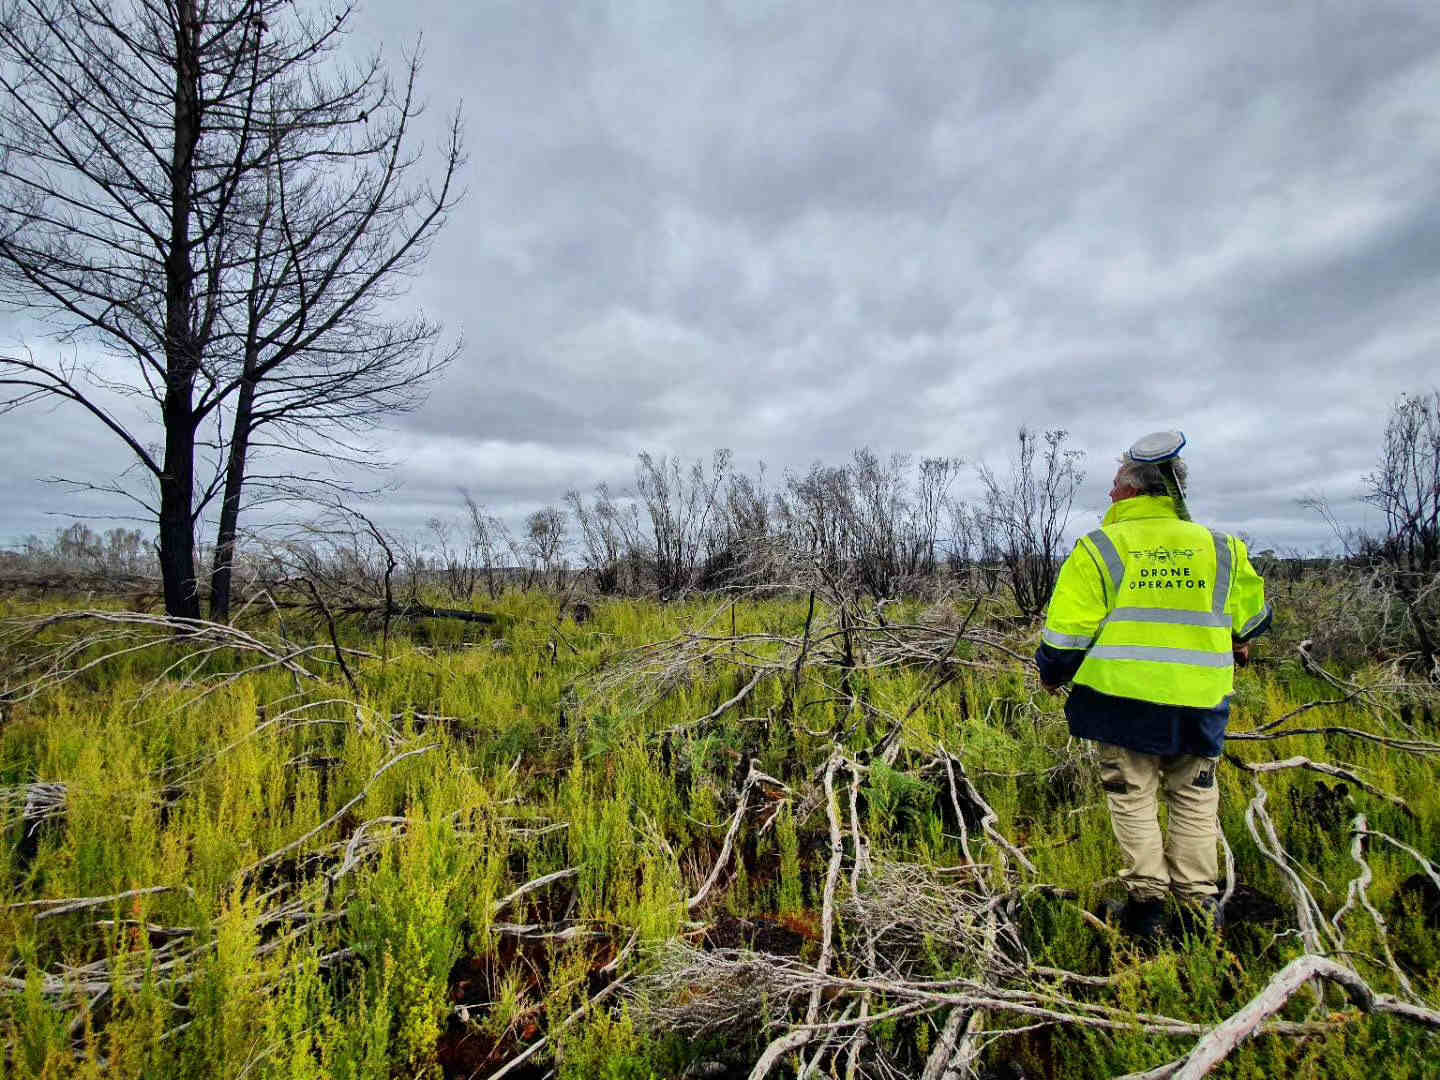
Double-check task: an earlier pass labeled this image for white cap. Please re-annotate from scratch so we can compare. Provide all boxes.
[1126,430,1186,464]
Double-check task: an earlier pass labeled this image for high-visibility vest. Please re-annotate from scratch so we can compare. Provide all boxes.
[1041,496,1269,708]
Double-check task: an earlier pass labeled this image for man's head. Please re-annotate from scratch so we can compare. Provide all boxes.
[1110,455,1189,503]
[1111,430,1189,510]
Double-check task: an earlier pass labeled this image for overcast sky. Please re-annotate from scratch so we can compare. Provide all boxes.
[5,0,1440,553]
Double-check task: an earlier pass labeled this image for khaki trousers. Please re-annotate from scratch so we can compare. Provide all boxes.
[1098,743,1220,901]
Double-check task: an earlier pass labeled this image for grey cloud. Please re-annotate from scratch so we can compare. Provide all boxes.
[1220,204,1440,348]
[4,0,1440,555]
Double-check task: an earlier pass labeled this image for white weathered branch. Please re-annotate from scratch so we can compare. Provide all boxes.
[492,867,580,917]
[1171,953,1440,1079]
[1243,778,1336,955]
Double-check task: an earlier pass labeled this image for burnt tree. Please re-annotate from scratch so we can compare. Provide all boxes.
[0,0,462,618]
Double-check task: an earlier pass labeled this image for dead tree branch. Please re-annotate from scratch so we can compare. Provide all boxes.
[1168,953,1440,1079]
[1242,778,1337,955]
[1333,813,1416,999]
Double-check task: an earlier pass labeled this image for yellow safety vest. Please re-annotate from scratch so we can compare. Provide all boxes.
[1042,496,1269,708]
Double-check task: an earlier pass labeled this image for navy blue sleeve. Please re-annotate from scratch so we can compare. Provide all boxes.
[1035,642,1086,688]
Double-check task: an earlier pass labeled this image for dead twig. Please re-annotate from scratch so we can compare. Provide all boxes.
[1229,726,1440,754]
[492,867,580,917]
[483,975,630,1080]
[7,884,193,919]
[941,751,1036,875]
[665,667,775,736]
[1354,826,1440,893]
[687,761,788,913]
[242,744,437,880]
[748,752,846,1079]
[0,610,321,702]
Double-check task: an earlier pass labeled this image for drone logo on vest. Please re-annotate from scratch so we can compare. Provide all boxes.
[1130,546,1196,562]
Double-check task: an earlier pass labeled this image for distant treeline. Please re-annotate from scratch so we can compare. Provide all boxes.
[2,523,152,580]
[3,430,1087,616]
[5,389,1437,679]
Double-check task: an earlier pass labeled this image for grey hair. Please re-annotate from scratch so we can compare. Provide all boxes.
[1116,455,1188,498]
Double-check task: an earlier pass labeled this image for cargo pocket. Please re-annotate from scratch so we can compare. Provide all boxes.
[1164,754,1219,797]
[1098,744,1129,795]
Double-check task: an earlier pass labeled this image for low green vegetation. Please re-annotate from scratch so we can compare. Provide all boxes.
[1,587,1436,1078]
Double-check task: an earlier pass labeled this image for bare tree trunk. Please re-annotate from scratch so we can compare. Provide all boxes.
[157,413,201,620]
[160,0,202,621]
[209,379,255,621]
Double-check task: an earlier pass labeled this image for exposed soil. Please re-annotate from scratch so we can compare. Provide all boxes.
[1091,882,1285,967]
[408,710,484,746]
[1223,883,1286,926]
[155,784,187,828]
[438,926,626,1080]
[918,759,986,834]
[439,937,551,1079]
[676,1061,750,1079]
[980,1063,1031,1080]
[436,1016,546,1080]
[1288,780,1351,834]
[1398,703,1437,733]
[701,912,810,955]
[13,813,61,872]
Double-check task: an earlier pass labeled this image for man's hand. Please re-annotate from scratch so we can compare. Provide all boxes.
[1041,681,1065,696]
[1233,643,1251,667]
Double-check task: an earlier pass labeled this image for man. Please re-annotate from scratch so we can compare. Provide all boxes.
[1034,431,1271,939]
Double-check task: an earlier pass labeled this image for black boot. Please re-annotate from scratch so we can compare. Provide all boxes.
[1119,896,1168,942]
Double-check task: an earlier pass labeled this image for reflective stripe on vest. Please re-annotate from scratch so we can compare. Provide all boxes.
[1086,645,1233,668]
[1043,627,1094,650]
[1086,528,1125,596]
[1210,529,1232,620]
[1237,603,1271,638]
[1107,606,1230,628]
